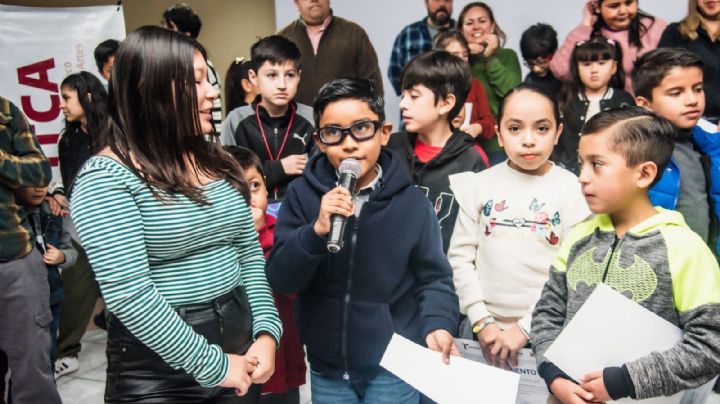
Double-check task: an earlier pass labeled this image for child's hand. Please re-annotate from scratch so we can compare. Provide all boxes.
[245,334,276,384]
[582,0,599,27]
[314,186,354,236]
[251,206,265,231]
[218,354,258,396]
[46,194,70,216]
[426,329,460,364]
[550,377,594,404]
[580,371,611,403]
[280,154,308,175]
[462,123,483,138]
[43,244,66,265]
[477,322,502,363]
[489,324,528,368]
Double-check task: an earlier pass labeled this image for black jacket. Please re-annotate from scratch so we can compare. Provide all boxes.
[224,99,315,201]
[266,150,458,394]
[660,23,720,120]
[555,88,635,174]
[386,128,488,252]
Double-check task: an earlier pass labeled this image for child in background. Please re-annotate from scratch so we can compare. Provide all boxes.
[225,146,306,404]
[633,47,716,249]
[267,78,459,403]
[221,35,315,204]
[555,36,635,175]
[16,186,77,362]
[520,23,563,100]
[532,107,720,403]
[433,31,496,142]
[448,85,589,369]
[388,50,489,252]
[224,57,260,114]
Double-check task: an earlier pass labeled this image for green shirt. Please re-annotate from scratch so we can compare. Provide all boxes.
[0,96,51,261]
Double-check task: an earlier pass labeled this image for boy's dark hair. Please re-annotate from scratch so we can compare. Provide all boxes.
[401,50,472,122]
[632,47,704,101]
[162,3,202,39]
[313,78,385,129]
[497,84,561,128]
[94,39,120,72]
[250,35,302,72]
[582,107,676,187]
[520,23,558,60]
[224,145,265,177]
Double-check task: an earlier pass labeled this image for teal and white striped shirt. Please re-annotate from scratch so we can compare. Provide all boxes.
[71,156,281,387]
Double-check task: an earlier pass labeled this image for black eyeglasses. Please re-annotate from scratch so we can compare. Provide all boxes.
[316,120,382,145]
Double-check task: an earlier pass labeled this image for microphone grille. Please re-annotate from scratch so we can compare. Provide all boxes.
[339,158,361,177]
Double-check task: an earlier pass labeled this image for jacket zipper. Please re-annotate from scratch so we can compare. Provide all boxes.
[273,127,280,200]
[601,236,620,283]
[341,216,359,380]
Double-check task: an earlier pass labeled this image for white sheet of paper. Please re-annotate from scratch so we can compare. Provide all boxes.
[545,283,687,404]
[457,339,547,404]
[380,333,519,404]
[463,102,472,128]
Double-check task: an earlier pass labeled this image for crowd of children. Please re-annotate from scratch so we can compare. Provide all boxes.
[4,1,720,404]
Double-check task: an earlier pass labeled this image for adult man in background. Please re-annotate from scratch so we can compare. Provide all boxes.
[388,0,455,95]
[0,95,60,403]
[278,0,384,105]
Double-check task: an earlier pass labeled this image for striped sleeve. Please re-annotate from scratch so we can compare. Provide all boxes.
[71,165,229,387]
[233,204,282,344]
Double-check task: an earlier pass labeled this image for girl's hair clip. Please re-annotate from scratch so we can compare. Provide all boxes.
[234,56,245,65]
[607,39,616,45]
[575,41,586,47]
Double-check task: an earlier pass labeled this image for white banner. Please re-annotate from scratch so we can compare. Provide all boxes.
[0,4,125,180]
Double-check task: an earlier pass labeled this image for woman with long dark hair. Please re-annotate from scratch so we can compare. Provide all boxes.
[70,26,281,403]
[551,0,667,94]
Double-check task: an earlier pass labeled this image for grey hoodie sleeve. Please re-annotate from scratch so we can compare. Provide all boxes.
[531,267,571,386]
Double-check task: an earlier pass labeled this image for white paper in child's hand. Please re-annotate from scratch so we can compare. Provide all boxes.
[380,333,519,404]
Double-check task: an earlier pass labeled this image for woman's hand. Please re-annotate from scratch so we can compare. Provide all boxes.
[46,194,70,216]
[480,34,500,58]
[245,334,276,384]
[218,354,258,396]
[583,0,599,27]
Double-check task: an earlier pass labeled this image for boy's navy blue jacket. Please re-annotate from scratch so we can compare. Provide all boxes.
[266,149,459,393]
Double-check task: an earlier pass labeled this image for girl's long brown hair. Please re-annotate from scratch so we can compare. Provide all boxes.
[101,26,248,204]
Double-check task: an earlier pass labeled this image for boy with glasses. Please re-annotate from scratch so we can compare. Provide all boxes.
[266,78,459,403]
[520,23,563,100]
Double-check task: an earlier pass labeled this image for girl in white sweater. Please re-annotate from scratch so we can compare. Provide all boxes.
[448,84,590,369]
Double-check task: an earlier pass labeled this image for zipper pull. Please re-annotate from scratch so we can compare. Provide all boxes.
[343,372,350,380]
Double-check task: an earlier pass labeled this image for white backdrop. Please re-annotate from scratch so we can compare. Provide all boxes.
[274,0,685,128]
[0,4,125,180]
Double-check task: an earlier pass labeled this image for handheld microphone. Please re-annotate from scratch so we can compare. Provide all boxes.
[327,158,361,253]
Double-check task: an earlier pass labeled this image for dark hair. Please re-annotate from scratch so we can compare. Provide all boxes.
[497,84,562,128]
[582,107,675,186]
[592,0,656,50]
[520,23,558,60]
[224,145,264,177]
[225,58,255,112]
[401,50,472,122]
[559,36,625,114]
[94,39,120,72]
[433,30,470,53]
[60,71,108,142]
[250,35,301,72]
[162,3,202,39]
[101,25,247,204]
[632,47,704,101]
[457,2,507,47]
[313,78,385,128]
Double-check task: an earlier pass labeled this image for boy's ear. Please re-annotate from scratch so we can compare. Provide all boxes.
[439,93,457,116]
[636,161,658,189]
[248,69,258,86]
[635,96,652,109]
[378,122,393,147]
[241,78,253,93]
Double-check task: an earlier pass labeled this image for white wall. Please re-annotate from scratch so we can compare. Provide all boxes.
[275,0,686,128]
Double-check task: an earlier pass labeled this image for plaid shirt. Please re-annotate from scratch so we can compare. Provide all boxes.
[388,18,455,95]
[0,96,52,261]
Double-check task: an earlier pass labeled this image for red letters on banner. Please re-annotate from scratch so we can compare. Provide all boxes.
[17,58,60,122]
